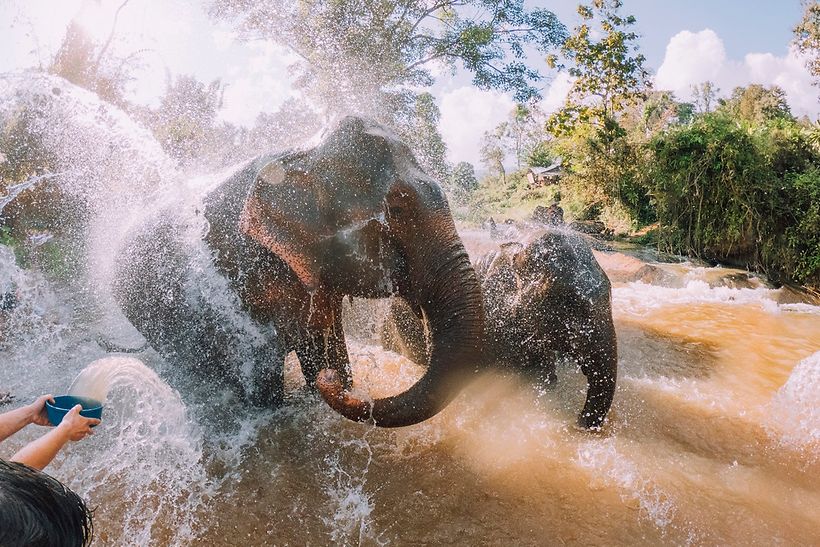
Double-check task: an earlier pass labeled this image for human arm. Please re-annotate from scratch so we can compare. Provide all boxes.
[0,394,53,443]
[11,405,100,471]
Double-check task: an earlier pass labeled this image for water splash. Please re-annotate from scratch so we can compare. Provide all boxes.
[53,356,211,545]
[0,172,64,214]
[575,438,677,530]
[613,279,820,317]
[769,351,820,452]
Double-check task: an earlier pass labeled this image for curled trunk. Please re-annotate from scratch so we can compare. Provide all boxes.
[317,240,485,428]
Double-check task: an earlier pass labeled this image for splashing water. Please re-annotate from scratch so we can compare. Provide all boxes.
[55,357,210,545]
[1,72,819,545]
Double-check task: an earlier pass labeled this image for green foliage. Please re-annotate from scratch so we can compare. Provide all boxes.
[209,0,566,119]
[150,75,224,165]
[399,92,450,182]
[480,128,506,182]
[245,98,322,155]
[648,113,820,286]
[467,169,561,222]
[691,81,719,114]
[719,84,793,124]
[783,167,820,285]
[480,103,548,172]
[527,141,555,167]
[547,0,649,135]
[449,162,478,193]
[794,0,820,86]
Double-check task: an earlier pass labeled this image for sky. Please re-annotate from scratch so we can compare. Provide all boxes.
[1,0,817,167]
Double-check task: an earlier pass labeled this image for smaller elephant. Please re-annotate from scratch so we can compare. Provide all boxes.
[382,229,617,429]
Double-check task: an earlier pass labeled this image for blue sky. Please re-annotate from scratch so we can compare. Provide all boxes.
[547,0,804,67]
[1,1,816,165]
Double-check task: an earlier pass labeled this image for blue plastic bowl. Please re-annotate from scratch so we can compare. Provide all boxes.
[46,395,103,426]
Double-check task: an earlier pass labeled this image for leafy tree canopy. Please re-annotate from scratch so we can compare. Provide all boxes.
[719,84,793,124]
[794,0,820,86]
[208,0,567,120]
[449,161,478,192]
[546,0,649,136]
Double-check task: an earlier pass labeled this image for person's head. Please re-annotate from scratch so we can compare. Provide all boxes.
[0,459,93,547]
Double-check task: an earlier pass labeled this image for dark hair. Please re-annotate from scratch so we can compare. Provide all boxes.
[0,459,93,547]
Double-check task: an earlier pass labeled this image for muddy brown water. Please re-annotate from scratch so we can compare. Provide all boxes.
[2,230,819,546]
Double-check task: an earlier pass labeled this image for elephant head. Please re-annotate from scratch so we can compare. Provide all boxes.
[241,116,485,427]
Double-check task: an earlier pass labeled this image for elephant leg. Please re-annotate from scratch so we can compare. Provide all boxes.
[572,315,618,429]
[521,349,558,389]
[249,342,286,407]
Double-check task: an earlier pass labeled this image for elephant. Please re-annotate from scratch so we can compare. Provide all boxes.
[112,116,485,428]
[379,229,617,429]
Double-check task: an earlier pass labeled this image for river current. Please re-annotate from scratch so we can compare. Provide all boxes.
[1,227,818,546]
[1,73,818,546]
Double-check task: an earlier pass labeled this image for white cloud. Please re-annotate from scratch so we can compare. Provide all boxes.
[655,29,819,118]
[438,71,574,167]
[540,72,574,114]
[439,87,515,166]
[745,47,817,116]
[655,29,728,95]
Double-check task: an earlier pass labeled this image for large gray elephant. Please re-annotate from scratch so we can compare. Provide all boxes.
[377,229,617,429]
[113,116,484,427]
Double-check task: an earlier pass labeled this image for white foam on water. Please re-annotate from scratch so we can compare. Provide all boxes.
[575,438,677,530]
[0,244,71,353]
[768,351,820,452]
[613,280,819,317]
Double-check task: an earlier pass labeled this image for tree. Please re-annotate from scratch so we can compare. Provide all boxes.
[502,103,547,169]
[400,93,450,182]
[675,102,696,125]
[636,91,678,134]
[691,81,719,114]
[208,0,566,122]
[481,103,547,171]
[49,0,139,108]
[720,84,793,123]
[150,75,225,165]
[544,1,650,223]
[527,141,555,167]
[449,161,478,193]
[794,0,820,87]
[546,0,650,136]
[246,98,322,156]
[480,129,506,184]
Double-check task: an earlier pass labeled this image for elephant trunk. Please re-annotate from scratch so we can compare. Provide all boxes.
[318,234,485,428]
[577,310,618,429]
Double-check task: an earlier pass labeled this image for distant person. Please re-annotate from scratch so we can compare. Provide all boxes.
[0,395,98,546]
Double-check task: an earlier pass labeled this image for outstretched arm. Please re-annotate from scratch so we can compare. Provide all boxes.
[11,404,100,471]
[0,394,53,443]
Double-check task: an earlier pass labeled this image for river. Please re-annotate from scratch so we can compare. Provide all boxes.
[1,73,818,546]
[2,224,818,546]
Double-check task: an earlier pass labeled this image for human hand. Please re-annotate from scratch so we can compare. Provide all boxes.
[56,405,101,441]
[26,394,55,426]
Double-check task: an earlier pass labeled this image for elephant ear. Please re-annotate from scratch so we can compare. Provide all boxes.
[240,156,324,291]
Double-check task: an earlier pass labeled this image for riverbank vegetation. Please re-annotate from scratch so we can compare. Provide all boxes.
[469,1,820,289]
[1,0,818,288]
